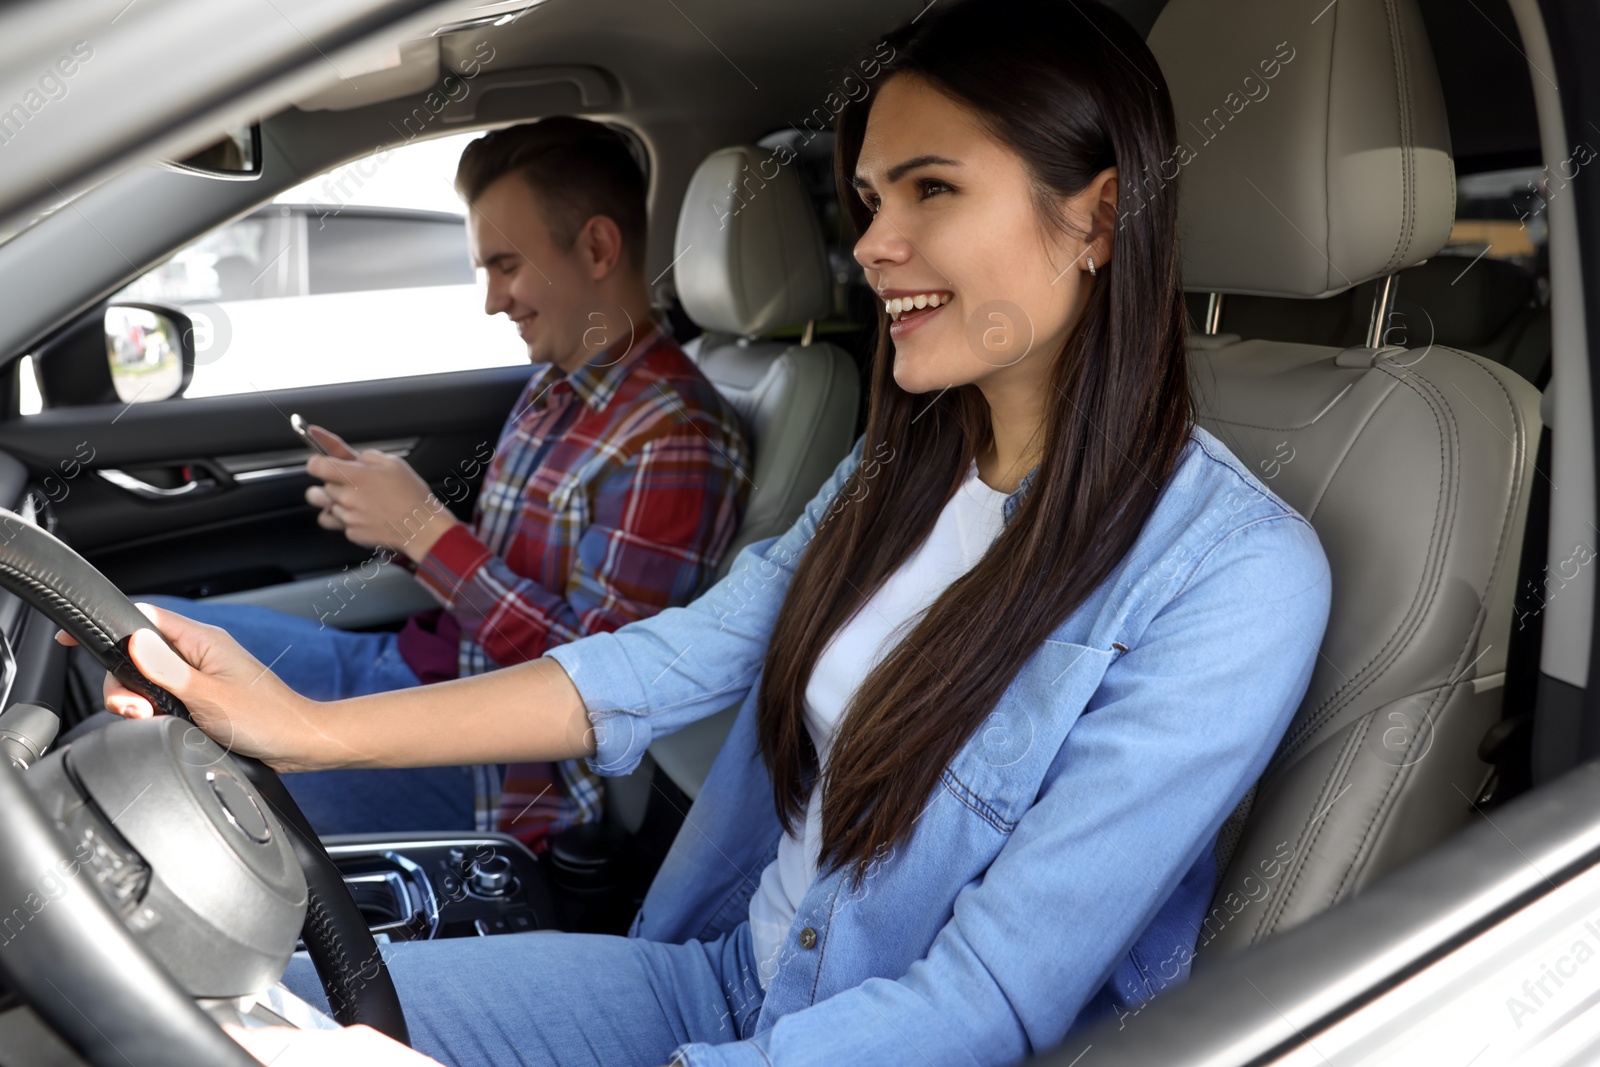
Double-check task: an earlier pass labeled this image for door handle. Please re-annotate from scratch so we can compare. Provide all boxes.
[97,467,218,500]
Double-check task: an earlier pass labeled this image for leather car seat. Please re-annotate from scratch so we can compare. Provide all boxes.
[630,145,860,805]
[672,144,860,581]
[1148,0,1542,960]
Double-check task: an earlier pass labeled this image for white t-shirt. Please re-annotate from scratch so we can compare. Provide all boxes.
[748,458,1011,986]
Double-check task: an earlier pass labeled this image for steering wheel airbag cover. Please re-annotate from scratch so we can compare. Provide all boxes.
[0,748,260,1066]
[0,507,409,1043]
[66,715,307,996]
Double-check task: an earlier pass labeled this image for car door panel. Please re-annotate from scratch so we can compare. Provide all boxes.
[0,364,530,595]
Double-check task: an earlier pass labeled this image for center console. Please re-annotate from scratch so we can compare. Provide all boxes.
[321,832,561,940]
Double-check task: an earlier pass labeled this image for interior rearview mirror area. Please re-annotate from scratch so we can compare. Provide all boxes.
[161,124,262,179]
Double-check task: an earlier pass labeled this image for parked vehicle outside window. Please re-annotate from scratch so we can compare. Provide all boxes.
[19,131,528,413]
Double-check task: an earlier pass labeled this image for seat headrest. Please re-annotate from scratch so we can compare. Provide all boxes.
[673,145,834,337]
[1149,0,1455,299]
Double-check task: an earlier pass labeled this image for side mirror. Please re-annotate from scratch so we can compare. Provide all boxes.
[104,304,195,404]
[32,302,195,408]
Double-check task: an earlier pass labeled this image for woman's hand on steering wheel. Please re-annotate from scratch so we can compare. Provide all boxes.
[55,602,325,773]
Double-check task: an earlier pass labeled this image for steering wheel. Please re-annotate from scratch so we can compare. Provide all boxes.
[0,508,408,1064]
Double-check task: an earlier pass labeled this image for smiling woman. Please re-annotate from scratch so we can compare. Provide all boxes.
[774,0,1194,881]
[94,0,1329,1065]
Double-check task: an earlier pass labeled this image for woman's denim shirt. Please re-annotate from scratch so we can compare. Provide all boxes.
[545,427,1332,1067]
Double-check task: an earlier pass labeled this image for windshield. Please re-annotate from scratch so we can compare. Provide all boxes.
[272,131,478,214]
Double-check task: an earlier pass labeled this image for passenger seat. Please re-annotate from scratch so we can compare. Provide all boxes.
[672,145,860,581]
[618,145,859,814]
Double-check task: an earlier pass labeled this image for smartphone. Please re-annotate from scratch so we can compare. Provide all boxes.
[290,413,337,458]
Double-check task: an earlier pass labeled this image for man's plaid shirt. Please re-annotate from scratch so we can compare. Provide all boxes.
[409,320,750,844]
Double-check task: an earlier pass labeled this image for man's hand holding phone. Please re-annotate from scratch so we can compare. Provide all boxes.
[296,416,458,563]
[291,413,358,461]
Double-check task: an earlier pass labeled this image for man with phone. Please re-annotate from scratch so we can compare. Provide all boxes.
[289,413,337,456]
[122,118,751,850]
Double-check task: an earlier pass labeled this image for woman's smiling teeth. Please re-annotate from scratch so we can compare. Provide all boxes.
[885,292,952,321]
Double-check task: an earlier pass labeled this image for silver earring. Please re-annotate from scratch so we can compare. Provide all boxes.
[1087,256,1097,276]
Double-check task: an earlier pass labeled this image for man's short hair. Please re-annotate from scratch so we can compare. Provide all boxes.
[455,117,647,273]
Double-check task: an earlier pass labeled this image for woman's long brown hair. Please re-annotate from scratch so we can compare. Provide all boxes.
[757,0,1193,878]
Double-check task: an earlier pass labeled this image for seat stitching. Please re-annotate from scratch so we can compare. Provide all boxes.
[1203,383,1363,435]
[1268,366,1456,765]
[1399,0,1419,269]
[1274,353,1525,918]
[1328,710,1404,906]
[1323,0,1337,291]
[1335,715,1413,903]
[1335,682,1454,901]
[1428,350,1532,619]
[1252,348,1523,773]
[1272,380,1450,761]
[1375,349,1528,688]
[1204,376,1403,523]
[1256,718,1364,939]
[1330,354,1530,893]
[1382,0,1418,274]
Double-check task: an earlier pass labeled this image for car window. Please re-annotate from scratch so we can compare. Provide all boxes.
[1449,164,1549,276]
[118,211,285,305]
[20,131,528,412]
[307,212,474,295]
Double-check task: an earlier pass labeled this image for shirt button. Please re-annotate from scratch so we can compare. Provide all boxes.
[798,927,818,950]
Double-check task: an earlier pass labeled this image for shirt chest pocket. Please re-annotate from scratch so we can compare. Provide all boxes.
[542,461,602,523]
[547,476,579,518]
[940,640,1117,830]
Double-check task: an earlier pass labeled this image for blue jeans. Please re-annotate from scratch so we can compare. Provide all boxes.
[281,921,766,1066]
[138,596,475,836]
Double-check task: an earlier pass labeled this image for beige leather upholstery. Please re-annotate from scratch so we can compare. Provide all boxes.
[673,145,834,337]
[1150,0,1543,961]
[685,330,859,577]
[1149,0,1455,298]
[643,146,860,801]
[671,144,860,580]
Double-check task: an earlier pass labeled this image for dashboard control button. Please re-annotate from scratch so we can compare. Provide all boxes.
[466,853,514,897]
